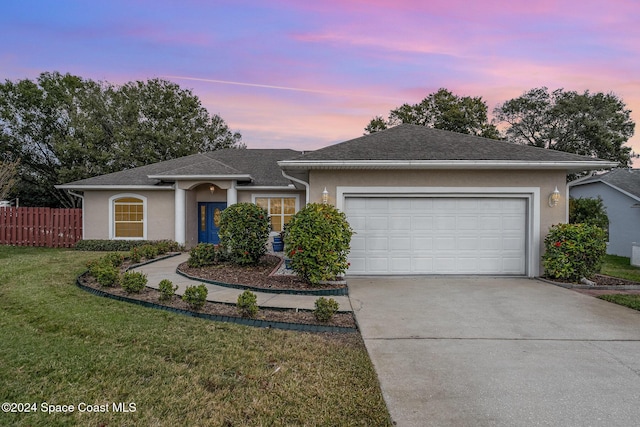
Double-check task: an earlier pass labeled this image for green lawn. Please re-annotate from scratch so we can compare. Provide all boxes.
[601,254,640,282]
[0,247,391,426]
[597,255,640,312]
[598,294,640,311]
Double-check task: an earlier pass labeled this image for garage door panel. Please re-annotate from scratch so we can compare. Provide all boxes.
[412,216,433,230]
[459,237,479,250]
[390,236,411,250]
[434,237,456,250]
[390,217,412,230]
[413,237,433,250]
[366,198,390,210]
[366,258,389,273]
[457,216,479,230]
[351,236,366,251]
[367,237,388,251]
[480,217,501,230]
[367,216,389,230]
[346,197,527,275]
[434,257,456,273]
[391,257,412,272]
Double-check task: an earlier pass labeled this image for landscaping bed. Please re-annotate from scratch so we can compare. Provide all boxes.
[178,254,347,293]
[541,274,640,291]
[78,268,356,330]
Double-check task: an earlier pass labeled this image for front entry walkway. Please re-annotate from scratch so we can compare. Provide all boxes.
[132,253,351,311]
[349,276,640,427]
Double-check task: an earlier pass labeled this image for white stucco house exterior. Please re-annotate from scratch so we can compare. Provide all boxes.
[58,124,617,277]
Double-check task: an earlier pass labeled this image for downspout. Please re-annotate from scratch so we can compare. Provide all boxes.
[281,170,309,204]
[67,190,85,240]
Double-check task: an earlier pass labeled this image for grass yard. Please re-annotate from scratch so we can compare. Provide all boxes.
[597,255,640,312]
[598,294,640,311]
[601,254,640,282]
[0,247,391,426]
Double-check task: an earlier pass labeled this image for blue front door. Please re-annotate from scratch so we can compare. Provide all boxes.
[198,202,227,244]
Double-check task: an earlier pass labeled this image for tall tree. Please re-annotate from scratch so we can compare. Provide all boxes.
[365,88,500,138]
[0,72,243,207]
[493,87,635,166]
[0,159,19,201]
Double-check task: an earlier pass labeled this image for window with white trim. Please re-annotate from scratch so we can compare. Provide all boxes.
[113,196,145,238]
[255,196,297,232]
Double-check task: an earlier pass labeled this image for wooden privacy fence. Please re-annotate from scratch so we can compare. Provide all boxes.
[0,207,82,248]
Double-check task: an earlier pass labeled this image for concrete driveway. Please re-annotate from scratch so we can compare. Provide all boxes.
[349,277,640,427]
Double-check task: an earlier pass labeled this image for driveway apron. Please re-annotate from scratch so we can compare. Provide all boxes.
[349,277,640,427]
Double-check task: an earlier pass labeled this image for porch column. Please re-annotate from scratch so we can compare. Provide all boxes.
[174,186,186,245]
[227,180,237,206]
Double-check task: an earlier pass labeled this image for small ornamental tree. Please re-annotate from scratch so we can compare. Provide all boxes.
[284,203,353,286]
[542,223,607,282]
[218,203,270,265]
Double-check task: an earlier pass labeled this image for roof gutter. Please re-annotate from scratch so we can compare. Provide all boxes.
[281,170,309,204]
[55,184,172,190]
[147,174,253,180]
[277,160,619,172]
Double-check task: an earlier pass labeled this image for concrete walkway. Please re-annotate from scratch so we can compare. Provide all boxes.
[132,253,352,311]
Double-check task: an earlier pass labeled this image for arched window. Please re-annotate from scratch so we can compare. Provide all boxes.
[110,195,146,239]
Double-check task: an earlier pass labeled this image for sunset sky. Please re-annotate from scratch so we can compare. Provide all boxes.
[2,0,639,164]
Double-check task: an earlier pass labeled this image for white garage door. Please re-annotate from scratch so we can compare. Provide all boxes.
[345,197,527,275]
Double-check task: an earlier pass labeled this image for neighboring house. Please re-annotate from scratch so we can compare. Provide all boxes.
[58,124,616,277]
[569,169,640,258]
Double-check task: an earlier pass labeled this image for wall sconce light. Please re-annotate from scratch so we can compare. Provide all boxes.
[209,184,215,195]
[548,186,560,207]
[322,187,329,204]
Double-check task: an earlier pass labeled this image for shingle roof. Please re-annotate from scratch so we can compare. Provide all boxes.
[293,124,616,163]
[59,149,302,188]
[570,169,640,200]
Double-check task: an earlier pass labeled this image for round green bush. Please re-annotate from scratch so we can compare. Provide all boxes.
[92,263,120,287]
[237,290,258,318]
[187,243,221,267]
[542,223,607,282]
[314,297,340,322]
[158,279,178,301]
[219,202,270,266]
[284,203,353,286]
[182,284,208,310]
[121,271,148,293]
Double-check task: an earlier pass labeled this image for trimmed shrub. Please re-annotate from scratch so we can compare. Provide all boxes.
[237,290,258,318]
[92,264,120,287]
[285,203,353,285]
[129,247,142,264]
[158,279,178,301]
[139,244,159,260]
[542,223,607,282]
[219,203,270,266]
[75,239,183,252]
[121,271,147,293]
[102,252,125,267]
[188,243,221,267]
[314,297,339,323]
[182,284,208,310]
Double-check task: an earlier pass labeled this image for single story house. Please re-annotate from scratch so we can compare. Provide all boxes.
[569,169,640,258]
[58,124,616,277]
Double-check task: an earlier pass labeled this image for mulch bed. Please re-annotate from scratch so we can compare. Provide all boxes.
[177,254,346,291]
[543,274,640,288]
[592,274,640,287]
[78,268,356,329]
